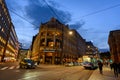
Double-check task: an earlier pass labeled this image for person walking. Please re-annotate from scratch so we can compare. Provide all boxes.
[119,62,120,74]
[98,61,103,74]
[112,62,119,77]
[110,63,113,70]
[37,60,40,65]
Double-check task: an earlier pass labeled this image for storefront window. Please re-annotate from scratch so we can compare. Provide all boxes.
[40,39,45,46]
[47,38,53,47]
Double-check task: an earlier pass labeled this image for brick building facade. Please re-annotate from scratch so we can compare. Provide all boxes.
[108,30,120,62]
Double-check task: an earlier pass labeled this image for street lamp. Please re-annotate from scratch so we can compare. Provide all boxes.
[68,30,73,62]
[69,31,73,35]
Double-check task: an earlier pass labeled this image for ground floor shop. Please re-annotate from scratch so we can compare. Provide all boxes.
[32,51,78,64]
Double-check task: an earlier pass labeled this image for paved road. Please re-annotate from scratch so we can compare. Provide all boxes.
[0,64,94,80]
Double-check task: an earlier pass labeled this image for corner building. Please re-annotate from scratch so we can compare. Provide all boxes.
[31,18,86,64]
[0,0,19,62]
[108,30,120,62]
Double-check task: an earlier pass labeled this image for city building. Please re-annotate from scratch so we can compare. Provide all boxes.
[108,30,120,62]
[18,48,29,60]
[31,17,86,64]
[0,0,19,62]
[86,41,98,55]
[85,41,99,59]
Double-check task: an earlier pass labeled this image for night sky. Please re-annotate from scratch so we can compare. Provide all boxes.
[5,0,120,51]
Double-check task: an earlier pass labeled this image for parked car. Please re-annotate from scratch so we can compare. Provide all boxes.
[19,59,37,69]
[83,62,97,69]
[65,62,74,67]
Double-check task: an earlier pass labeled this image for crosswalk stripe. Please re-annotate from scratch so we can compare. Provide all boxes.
[0,67,8,70]
[9,66,15,69]
[0,66,20,70]
[16,66,20,69]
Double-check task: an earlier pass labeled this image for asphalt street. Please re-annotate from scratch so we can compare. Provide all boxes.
[0,64,94,80]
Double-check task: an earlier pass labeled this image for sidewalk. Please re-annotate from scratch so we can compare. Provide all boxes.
[89,66,120,80]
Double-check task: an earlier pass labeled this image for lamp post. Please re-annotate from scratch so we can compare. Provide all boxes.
[68,31,73,62]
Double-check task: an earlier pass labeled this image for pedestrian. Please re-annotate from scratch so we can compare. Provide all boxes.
[105,60,108,66]
[112,62,119,77]
[118,62,120,74]
[98,61,103,74]
[37,60,40,65]
[110,63,112,70]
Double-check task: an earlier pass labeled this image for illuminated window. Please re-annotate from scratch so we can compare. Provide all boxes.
[1,28,4,32]
[41,32,46,36]
[1,17,4,21]
[87,46,90,48]
[47,38,53,47]
[47,32,53,36]
[0,25,1,30]
[3,20,5,24]
[40,39,45,46]
[49,42,54,47]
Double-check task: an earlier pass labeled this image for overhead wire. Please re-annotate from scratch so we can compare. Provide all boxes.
[7,1,120,33]
[8,0,64,28]
[75,3,120,19]
[43,0,63,23]
[9,8,38,27]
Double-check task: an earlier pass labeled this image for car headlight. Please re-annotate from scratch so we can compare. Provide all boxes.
[28,63,31,65]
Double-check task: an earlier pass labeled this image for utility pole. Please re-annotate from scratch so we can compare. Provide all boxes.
[1,23,12,62]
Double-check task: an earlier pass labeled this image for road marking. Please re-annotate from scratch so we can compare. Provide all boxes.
[0,66,19,70]
[9,66,15,69]
[16,65,20,69]
[18,75,38,80]
[0,67,8,70]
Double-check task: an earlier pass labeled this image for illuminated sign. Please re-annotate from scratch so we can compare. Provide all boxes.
[43,49,55,52]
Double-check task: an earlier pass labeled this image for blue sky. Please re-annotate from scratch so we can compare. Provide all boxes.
[5,0,120,50]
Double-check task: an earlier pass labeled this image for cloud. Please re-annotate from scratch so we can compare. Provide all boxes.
[25,0,72,29]
[69,20,85,29]
[19,39,31,49]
